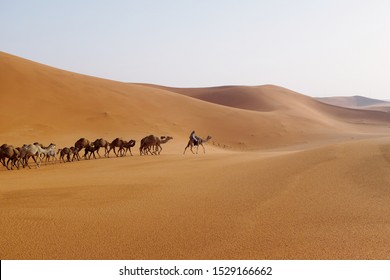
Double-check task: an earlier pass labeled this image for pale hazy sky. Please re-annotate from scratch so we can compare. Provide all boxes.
[1,0,390,98]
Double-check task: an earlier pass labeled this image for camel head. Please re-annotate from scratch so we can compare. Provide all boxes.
[128,140,136,147]
[48,143,56,149]
[162,136,173,142]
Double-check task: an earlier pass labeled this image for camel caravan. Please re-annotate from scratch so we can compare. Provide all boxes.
[0,133,212,171]
[0,134,211,170]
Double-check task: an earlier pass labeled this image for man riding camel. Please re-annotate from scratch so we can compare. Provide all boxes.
[190,130,199,145]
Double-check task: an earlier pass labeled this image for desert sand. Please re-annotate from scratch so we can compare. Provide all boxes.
[1,52,390,259]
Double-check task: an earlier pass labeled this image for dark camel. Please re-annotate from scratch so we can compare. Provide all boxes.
[183,135,212,154]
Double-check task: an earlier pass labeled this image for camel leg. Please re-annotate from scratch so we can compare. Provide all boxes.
[88,150,96,160]
[30,155,39,168]
[190,143,195,154]
[129,148,133,156]
[156,144,162,155]
[36,155,41,168]
[22,156,27,168]
[72,151,80,161]
[151,145,156,155]
[183,141,191,155]
[113,147,119,157]
[13,158,20,169]
[23,155,31,169]
[96,148,101,158]
[140,144,148,155]
[151,145,158,155]
[1,157,7,168]
[201,143,206,153]
[7,157,19,170]
[6,158,12,170]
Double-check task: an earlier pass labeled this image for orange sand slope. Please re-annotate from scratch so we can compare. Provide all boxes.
[1,52,390,259]
[2,51,390,148]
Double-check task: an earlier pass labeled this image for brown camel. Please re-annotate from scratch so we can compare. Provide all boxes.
[140,135,173,155]
[92,138,110,157]
[107,138,126,157]
[83,144,97,160]
[0,144,20,170]
[118,139,136,156]
[0,144,8,167]
[183,135,212,154]
[58,147,72,163]
[73,138,90,161]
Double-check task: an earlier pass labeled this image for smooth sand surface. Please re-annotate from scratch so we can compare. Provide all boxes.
[1,52,390,259]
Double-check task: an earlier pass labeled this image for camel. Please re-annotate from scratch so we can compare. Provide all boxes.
[140,135,158,155]
[0,144,20,170]
[41,143,57,163]
[19,143,46,168]
[73,138,90,161]
[140,135,173,155]
[155,136,173,155]
[107,138,126,157]
[92,138,110,157]
[34,142,50,160]
[0,144,8,167]
[83,144,98,160]
[183,135,212,155]
[140,135,161,155]
[58,147,72,163]
[118,139,136,156]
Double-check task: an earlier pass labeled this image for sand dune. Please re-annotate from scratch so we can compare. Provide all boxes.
[145,83,390,128]
[317,95,390,108]
[2,52,390,149]
[1,52,390,259]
